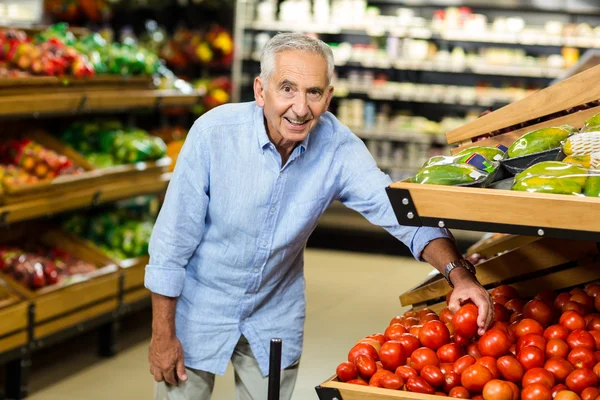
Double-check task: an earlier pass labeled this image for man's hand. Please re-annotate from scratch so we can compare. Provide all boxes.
[447,268,494,336]
[148,332,188,385]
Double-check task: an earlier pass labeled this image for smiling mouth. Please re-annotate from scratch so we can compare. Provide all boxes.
[284,117,311,127]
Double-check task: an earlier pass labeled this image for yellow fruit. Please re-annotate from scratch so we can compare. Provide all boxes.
[563,131,600,156]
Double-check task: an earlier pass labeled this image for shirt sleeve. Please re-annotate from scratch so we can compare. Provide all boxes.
[334,132,454,260]
[144,122,210,297]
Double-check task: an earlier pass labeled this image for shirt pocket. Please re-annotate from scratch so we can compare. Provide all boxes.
[285,197,326,245]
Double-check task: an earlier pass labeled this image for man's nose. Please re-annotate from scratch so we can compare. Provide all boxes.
[292,95,309,117]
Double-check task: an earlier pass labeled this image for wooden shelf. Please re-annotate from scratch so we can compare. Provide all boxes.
[0,89,203,118]
[0,173,171,225]
[386,181,600,241]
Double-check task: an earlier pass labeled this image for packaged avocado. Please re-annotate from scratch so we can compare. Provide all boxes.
[455,146,506,162]
[507,125,576,158]
[563,153,600,169]
[584,175,600,197]
[563,131,600,156]
[582,113,600,132]
[411,163,488,186]
[512,176,584,195]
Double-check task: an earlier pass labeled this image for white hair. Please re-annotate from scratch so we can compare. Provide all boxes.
[259,33,334,89]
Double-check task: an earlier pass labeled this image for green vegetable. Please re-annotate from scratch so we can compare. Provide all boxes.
[507,126,576,158]
[515,161,588,187]
[412,164,487,186]
[512,176,584,195]
[584,175,600,197]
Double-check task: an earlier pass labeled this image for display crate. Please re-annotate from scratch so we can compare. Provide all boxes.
[0,279,28,356]
[317,377,447,400]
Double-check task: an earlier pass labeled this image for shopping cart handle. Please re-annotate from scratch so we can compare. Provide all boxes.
[268,338,282,400]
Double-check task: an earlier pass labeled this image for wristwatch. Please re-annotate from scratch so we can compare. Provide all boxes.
[444,259,476,288]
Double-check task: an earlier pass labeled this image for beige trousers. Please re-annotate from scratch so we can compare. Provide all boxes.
[155,336,299,400]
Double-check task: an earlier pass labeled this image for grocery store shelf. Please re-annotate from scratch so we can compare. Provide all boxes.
[355,129,448,145]
[0,173,171,225]
[245,21,600,49]
[387,181,600,242]
[0,89,204,118]
[245,55,564,79]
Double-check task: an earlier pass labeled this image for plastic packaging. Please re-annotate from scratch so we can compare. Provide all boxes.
[563,131,600,156]
[507,125,576,158]
[511,161,600,197]
[455,146,507,162]
[422,152,498,174]
[411,163,488,186]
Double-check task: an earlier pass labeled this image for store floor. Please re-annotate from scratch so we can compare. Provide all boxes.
[26,248,433,400]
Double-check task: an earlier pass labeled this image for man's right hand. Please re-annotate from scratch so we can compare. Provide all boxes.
[149,332,188,385]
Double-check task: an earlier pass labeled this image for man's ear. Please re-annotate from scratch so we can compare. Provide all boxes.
[324,85,334,110]
[254,77,266,107]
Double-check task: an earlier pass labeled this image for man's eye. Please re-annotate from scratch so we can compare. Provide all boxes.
[283,86,292,92]
[310,90,321,96]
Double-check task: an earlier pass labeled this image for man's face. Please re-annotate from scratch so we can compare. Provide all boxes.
[254,51,334,145]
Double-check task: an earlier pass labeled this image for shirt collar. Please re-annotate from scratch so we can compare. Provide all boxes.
[253,102,315,155]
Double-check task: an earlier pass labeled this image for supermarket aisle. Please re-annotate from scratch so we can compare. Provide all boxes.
[27,248,432,400]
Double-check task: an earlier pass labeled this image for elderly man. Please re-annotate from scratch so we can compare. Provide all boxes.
[146,32,493,400]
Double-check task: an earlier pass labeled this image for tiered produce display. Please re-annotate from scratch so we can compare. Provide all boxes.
[328,283,600,400]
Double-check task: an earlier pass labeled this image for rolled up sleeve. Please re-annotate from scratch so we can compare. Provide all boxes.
[335,132,453,260]
[145,122,210,297]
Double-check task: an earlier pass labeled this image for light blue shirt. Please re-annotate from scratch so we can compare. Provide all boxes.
[144,102,452,376]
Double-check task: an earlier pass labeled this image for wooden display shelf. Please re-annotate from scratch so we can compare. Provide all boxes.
[0,172,171,224]
[0,89,203,118]
[0,282,28,354]
[386,182,600,241]
[465,234,538,258]
[0,76,154,95]
[317,376,443,400]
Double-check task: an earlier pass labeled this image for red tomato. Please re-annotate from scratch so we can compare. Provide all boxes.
[568,347,596,369]
[454,355,477,375]
[516,319,545,339]
[494,295,511,306]
[375,361,384,371]
[560,312,587,332]
[411,347,440,372]
[348,343,379,362]
[585,284,600,298]
[468,342,483,359]
[438,343,465,363]
[522,383,552,400]
[507,381,521,400]
[567,331,596,351]
[593,362,600,378]
[447,322,456,336]
[355,354,377,379]
[419,320,451,351]
[478,328,511,358]
[554,390,582,400]
[472,395,485,400]
[384,324,407,341]
[524,300,555,327]
[523,367,556,388]
[546,339,570,360]
[441,362,454,375]
[421,314,440,324]
[566,369,598,394]
[379,340,407,371]
[545,325,570,341]
[509,344,517,357]
[356,339,381,355]
[379,373,404,390]
[492,321,511,333]
[510,313,525,324]
[390,315,403,325]
[506,298,526,314]
[482,379,514,400]
[406,376,435,394]
[421,365,444,387]
[454,334,472,347]
[418,308,435,319]
[492,285,520,300]
[347,378,369,385]
[580,387,600,400]
[395,365,418,381]
[366,333,387,346]
[497,355,525,383]
[454,304,479,339]
[444,372,461,392]
[495,303,511,323]
[449,386,471,398]
[440,307,455,324]
[368,370,392,387]
[562,301,587,316]
[551,384,569,398]
[535,290,558,305]
[586,316,600,332]
[556,293,573,311]
[518,346,546,370]
[588,331,600,352]
[461,364,493,393]
[570,294,594,310]
[336,361,358,382]
[595,295,600,313]
[595,351,600,363]
[571,289,588,298]
[518,334,547,352]
[477,356,500,379]
[402,317,420,330]
[397,334,420,357]
[409,326,422,338]
[405,311,418,318]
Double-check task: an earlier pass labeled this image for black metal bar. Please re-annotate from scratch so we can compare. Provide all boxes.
[315,386,343,400]
[5,355,31,399]
[97,319,119,358]
[268,338,282,400]
[385,187,421,227]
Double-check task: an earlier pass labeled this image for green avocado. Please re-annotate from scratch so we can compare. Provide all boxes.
[507,126,576,158]
[412,164,487,186]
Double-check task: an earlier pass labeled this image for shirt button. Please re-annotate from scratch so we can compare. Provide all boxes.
[254,269,259,273]
[270,207,276,214]
[261,241,268,247]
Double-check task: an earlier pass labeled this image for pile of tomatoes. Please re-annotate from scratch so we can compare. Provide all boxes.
[336,284,600,400]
